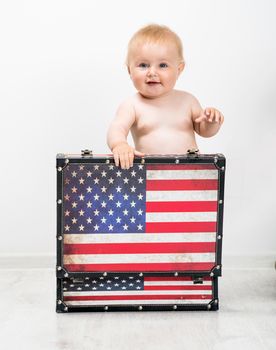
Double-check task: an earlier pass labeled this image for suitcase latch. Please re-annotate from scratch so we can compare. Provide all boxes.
[187,148,199,155]
[192,276,204,284]
[81,149,93,156]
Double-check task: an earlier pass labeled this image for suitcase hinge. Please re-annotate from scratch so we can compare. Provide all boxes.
[81,149,93,157]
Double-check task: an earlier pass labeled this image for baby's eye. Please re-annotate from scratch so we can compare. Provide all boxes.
[138,63,149,68]
[159,63,168,68]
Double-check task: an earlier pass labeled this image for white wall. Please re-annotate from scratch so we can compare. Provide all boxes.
[0,0,275,257]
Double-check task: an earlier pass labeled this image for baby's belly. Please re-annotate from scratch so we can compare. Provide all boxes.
[133,130,198,154]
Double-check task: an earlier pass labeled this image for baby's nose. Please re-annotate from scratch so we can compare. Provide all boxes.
[147,67,157,77]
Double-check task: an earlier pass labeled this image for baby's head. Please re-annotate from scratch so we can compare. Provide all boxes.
[126,24,185,99]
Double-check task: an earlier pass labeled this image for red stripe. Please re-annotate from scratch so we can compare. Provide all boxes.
[144,276,212,281]
[146,201,217,212]
[146,222,217,233]
[146,179,218,191]
[64,262,215,272]
[147,164,216,170]
[64,294,211,301]
[144,285,212,291]
[64,242,215,255]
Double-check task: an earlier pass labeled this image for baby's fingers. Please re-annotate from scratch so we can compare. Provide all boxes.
[194,114,207,123]
[113,152,120,167]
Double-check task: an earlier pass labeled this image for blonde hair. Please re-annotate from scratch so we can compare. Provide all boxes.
[126,24,184,66]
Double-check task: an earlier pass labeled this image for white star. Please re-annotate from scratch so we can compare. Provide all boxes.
[108,177,114,184]
[130,186,136,192]
[72,217,77,224]
[92,287,97,290]
[79,178,85,184]
[108,194,114,200]
[123,209,128,216]
[71,171,77,177]
[87,171,92,177]
[79,209,85,216]
[122,286,127,290]
[116,186,122,192]
[114,283,119,287]
[138,177,143,184]
[129,283,134,287]
[94,194,99,200]
[116,170,122,177]
[72,202,77,208]
[108,209,114,216]
[64,225,70,231]
[116,217,121,223]
[137,224,143,230]
[116,201,122,208]
[130,217,136,223]
[92,280,97,284]
[107,286,112,290]
[101,201,107,208]
[94,209,100,216]
[101,186,107,193]
[64,194,70,201]
[123,177,129,184]
[108,224,114,231]
[94,165,100,170]
[123,224,128,230]
[131,170,136,177]
[79,194,85,201]
[130,201,136,207]
[79,165,85,171]
[87,201,92,208]
[136,286,141,290]
[71,186,77,193]
[79,224,85,231]
[137,193,143,200]
[123,194,129,200]
[86,186,92,193]
[101,170,107,177]
[137,209,143,215]
[87,217,92,224]
[101,217,107,224]
[65,210,70,216]
[108,165,114,170]
[138,164,144,170]
[94,224,99,231]
[94,178,99,184]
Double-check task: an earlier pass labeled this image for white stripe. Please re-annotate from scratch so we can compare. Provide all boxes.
[144,281,212,286]
[64,290,212,296]
[63,253,215,264]
[64,232,217,244]
[147,169,218,180]
[64,299,211,305]
[146,212,217,222]
[146,190,218,201]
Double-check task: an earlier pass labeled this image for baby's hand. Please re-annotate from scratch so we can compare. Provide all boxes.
[112,142,144,169]
[194,107,224,125]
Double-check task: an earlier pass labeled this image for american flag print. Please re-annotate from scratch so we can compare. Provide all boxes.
[62,274,214,306]
[62,162,219,273]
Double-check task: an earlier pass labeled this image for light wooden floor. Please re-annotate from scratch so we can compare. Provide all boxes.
[0,268,276,350]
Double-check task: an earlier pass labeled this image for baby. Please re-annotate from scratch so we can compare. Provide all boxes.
[107,24,224,169]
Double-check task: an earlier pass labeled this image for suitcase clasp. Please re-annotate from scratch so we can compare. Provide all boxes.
[81,149,93,156]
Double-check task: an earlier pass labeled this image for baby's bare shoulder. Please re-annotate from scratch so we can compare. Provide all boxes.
[174,90,199,103]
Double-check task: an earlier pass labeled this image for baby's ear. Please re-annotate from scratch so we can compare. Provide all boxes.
[178,62,185,76]
[126,64,131,75]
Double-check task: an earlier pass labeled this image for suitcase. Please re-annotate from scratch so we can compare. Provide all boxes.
[56,150,225,312]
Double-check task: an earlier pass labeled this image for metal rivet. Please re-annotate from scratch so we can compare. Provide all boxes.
[64,273,68,277]
[216,265,221,270]
[65,159,69,164]
[218,235,222,240]
[210,272,214,277]
[58,236,63,241]
[175,159,179,164]
[221,167,225,171]
[64,306,68,311]
[174,272,178,277]
[57,199,62,204]
[214,157,218,163]
[58,300,62,305]
[104,306,109,311]
[103,272,107,277]
[219,200,223,204]
[57,266,62,271]
[214,299,218,304]
[57,167,62,172]
[138,306,143,311]
[139,273,143,277]
[207,304,211,310]
[141,158,145,164]
[105,159,110,164]
[173,305,177,310]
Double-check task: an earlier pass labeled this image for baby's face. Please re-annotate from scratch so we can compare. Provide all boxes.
[128,42,184,99]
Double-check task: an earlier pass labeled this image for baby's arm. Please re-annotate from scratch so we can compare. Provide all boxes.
[191,96,224,137]
[107,99,144,169]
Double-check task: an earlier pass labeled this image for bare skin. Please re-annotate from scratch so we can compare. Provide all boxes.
[107,42,224,169]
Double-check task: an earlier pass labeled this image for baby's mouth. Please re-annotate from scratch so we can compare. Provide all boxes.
[146,81,161,86]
